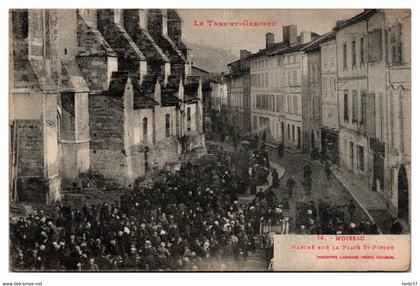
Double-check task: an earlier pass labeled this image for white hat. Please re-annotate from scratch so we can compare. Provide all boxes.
[307,209,313,215]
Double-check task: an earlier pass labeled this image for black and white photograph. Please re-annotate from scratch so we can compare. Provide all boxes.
[7,8,411,273]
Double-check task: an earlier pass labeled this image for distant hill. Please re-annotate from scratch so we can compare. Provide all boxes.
[186,41,238,74]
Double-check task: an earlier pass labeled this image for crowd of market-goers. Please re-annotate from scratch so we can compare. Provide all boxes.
[10,149,283,271]
[11,129,401,271]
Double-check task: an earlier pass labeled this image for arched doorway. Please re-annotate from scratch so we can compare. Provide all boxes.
[398,165,409,222]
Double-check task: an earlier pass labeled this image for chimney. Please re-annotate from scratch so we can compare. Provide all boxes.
[283,24,297,46]
[300,31,312,44]
[266,32,275,48]
[240,49,251,59]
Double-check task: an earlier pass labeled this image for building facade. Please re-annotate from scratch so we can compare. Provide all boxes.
[302,43,322,153]
[226,50,251,135]
[367,10,411,221]
[10,9,205,203]
[335,9,411,221]
[319,32,340,165]
[248,33,285,144]
[267,27,319,151]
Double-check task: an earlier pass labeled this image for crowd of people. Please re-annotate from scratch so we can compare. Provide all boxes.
[11,129,396,271]
[295,198,380,235]
[10,151,281,271]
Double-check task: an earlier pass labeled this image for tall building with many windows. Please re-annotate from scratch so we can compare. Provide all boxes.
[226,49,251,134]
[335,9,410,222]
[319,31,340,165]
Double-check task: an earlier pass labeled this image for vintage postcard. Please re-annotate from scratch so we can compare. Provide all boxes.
[9,9,410,272]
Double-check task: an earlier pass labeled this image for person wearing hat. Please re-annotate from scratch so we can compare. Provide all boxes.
[302,175,312,196]
[277,142,284,158]
[271,168,279,188]
[286,177,296,198]
[89,257,100,271]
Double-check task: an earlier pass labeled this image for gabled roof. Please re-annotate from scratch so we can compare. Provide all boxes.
[245,42,287,60]
[268,33,322,56]
[184,76,200,103]
[302,31,337,52]
[156,35,188,64]
[107,71,130,97]
[134,74,160,109]
[76,12,117,57]
[29,58,56,92]
[333,9,377,31]
[61,59,90,93]
[101,22,146,61]
[162,75,182,106]
[140,29,171,62]
[192,65,209,74]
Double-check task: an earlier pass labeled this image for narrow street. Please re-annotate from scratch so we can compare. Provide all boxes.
[265,145,370,230]
[267,147,369,230]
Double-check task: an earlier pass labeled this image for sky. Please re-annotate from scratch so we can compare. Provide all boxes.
[177,9,363,56]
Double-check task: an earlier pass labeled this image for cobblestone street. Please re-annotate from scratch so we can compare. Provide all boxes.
[264,145,371,232]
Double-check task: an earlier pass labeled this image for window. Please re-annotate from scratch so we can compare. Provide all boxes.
[390,23,403,65]
[352,90,358,122]
[368,29,383,62]
[297,126,301,149]
[292,125,296,142]
[271,95,275,111]
[360,37,365,64]
[64,48,68,55]
[349,141,354,170]
[287,124,290,139]
[277,57,282,66]
[343,43,348,70]
[288,71,291,86]
[293,96,298,114]
[292,70,297,85]
[344,90,349,121]
[358,145,365,171]
[187,107,191,131]
[360,91,366,125]
[143,117,148,145]
[165,114,171,137]
[253,116,257,130]
[352,40,356,67]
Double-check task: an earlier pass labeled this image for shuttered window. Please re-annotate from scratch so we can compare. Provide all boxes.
[368,29,383,62]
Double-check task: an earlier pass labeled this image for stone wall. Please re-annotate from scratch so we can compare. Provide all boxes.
[89,92,135,187]
[13,120,47,202]
[77,56,117,92]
